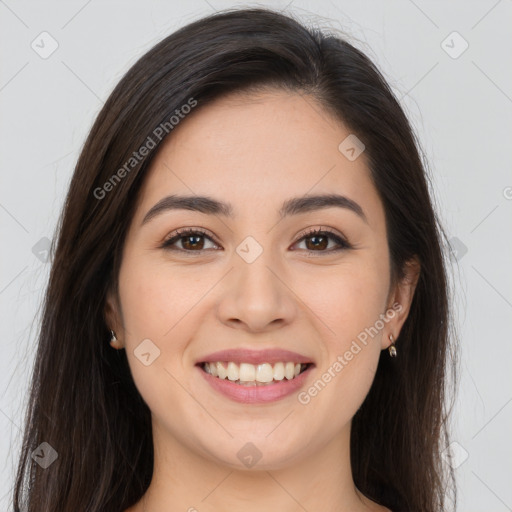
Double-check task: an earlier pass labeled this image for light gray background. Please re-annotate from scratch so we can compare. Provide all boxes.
[1,1,511,510]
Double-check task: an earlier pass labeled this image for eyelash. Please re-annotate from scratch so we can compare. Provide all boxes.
[160,227,351,255]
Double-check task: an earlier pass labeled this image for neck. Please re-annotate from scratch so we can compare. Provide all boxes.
[135,419,374,512]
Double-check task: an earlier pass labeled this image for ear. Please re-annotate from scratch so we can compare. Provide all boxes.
[104,287,125,348]
[381,256,421,350]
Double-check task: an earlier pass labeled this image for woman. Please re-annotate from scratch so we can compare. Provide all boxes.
[13,7,457,512]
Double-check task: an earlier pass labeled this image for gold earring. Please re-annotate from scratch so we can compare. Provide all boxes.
[388,334,397,357]
[110,330,123,350]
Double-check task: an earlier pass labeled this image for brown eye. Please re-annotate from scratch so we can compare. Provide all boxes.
[161,228,219,252]
[161,227,351,254]
[294,228,350,253]
[180,234,205,250]
[304,233,329,251]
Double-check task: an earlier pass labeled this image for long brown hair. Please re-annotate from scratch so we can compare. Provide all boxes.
[13,8,457,512]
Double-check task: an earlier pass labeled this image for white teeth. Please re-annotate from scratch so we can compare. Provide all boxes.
[239,363,256,381]
[256,363,274,383]
[285,362,295,380]
[203,361,309,384]
[227,362,239,381]
[216,362,227,379]
[273,362,285,381]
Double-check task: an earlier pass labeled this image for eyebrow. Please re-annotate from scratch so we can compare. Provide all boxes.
[141,193,368,226]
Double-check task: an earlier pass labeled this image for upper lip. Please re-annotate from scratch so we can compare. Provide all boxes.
[196,348,315,365]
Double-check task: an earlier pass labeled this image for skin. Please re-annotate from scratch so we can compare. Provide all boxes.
[106,88,420,512]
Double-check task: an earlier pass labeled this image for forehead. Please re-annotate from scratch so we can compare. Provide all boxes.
[133,89,384,228]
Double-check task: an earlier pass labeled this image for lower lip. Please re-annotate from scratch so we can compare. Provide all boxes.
[197,365,314,404]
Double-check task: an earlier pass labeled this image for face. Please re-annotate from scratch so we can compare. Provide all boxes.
[106,89,418,471]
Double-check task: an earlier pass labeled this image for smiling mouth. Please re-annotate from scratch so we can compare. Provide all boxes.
[199,361,312,386]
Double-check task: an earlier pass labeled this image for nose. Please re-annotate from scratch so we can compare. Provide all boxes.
[216,247,297,333]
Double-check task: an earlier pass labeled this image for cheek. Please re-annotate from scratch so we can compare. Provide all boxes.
[117,260,202,415]
[117,255,224,389]
[293,255,388,409]
[118,255,207,340]
[310,347,379,436]
[295,258,389,346]
[298,277,385,433]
